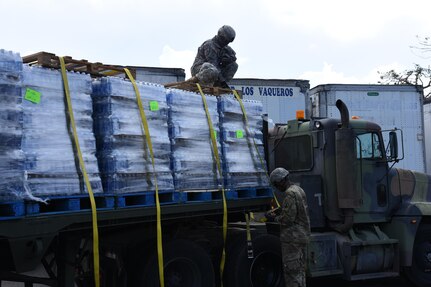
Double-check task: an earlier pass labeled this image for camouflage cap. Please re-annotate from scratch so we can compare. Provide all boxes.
[218,25,236,43]
[269,168,289,184]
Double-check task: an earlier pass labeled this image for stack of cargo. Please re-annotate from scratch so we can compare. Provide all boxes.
[21,65,102,198]
[218,95,269,190]
[92,77,173,194]
[166,89,222,192]
[0,50,24,202]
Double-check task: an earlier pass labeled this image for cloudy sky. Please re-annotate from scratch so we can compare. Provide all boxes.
[1,0,431,88]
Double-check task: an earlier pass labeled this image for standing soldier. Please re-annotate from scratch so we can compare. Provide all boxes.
[267,167,311,287]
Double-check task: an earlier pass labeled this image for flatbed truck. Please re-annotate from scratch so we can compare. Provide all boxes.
[1,99,431,287]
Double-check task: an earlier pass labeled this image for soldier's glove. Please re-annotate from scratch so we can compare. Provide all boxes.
[219,46,237,66]
[272,207,281,215]
[265,209,278,221]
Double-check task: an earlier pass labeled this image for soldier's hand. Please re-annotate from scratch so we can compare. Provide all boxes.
[265,210,277,221]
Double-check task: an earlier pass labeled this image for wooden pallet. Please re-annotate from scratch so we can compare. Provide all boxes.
[164,79,240,96]
[22,51,137,78]
[23,51,241,96]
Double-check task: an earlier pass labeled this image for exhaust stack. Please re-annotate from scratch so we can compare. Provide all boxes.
[330,100,361,233]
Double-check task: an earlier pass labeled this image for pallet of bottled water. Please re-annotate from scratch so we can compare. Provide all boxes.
[92,77,174,194]
[166,88,223,192]
[218,95,270,191]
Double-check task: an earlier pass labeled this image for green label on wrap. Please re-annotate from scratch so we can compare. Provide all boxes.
[25,88,41,104]
[149,101,159,111]
[236,130,244,139]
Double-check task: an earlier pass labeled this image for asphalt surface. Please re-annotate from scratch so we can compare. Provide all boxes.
[1,266,413,287]
[308,276,411,287]
[2,277,413,287]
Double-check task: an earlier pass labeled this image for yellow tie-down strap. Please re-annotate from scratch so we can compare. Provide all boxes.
[232,90,280,208]
[59,57,100,287]
[124,68,165,287]
[196,84,228,285]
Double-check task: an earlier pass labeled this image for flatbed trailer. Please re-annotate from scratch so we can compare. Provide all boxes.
[0,196,272,286]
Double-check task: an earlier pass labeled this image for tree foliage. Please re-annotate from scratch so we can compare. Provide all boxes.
[378,64,431,99]
[378,36,431,100]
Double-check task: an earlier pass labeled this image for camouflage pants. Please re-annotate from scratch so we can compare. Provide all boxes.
[281,242,306,287]
[192,61,238,85]
[219,61,238,82]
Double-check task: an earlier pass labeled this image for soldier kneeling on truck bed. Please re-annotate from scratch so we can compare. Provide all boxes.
[189,25,238,88]
[266,167,311,287]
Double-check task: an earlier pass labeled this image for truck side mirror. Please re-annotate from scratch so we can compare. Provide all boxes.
[389,131,398,160]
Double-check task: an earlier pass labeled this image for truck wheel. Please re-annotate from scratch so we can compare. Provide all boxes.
[138,239,215,287]
[405,224,431,287]
[224,234,284,287]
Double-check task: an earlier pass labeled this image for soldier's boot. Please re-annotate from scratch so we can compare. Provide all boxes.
[213,80,230,89]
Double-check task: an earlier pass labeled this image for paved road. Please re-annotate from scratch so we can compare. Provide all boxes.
[2,267,413,287]
[309,276,411,287]
[2,277,412,287]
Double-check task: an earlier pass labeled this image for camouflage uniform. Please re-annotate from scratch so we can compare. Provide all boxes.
[191,25,238,87]
[269,168,310,287]
[275,184,311,287]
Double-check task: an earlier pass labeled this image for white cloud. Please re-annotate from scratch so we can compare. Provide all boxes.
[236,56,249,68]
[262,0,431,43]
[300,62,406,88]
[300,62,358,87]
[159,45,195,78]
[1,0,430,89]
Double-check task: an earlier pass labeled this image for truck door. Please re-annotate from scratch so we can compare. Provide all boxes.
[354,131,389,221]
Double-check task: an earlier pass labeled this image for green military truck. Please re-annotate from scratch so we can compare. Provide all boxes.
[266,99,431,287]
[0,99,430,287]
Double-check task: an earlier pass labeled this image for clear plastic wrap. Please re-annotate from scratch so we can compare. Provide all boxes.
[218,95,270,189]
[92,77,173,193]
[22,65,102,198]
[0,49,24,202]
[166,89,222,191]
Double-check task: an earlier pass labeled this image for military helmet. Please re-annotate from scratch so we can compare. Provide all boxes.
[217,25,236,43]
[269,168,289,184]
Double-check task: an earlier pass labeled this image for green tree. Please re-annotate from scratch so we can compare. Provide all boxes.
[378,36,431,100]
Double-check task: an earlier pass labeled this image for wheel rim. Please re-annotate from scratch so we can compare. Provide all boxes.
[417,240,431,273]
[164,257,201,287]
[250,251,283,287]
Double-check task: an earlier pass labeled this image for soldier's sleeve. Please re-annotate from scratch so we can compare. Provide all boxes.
[201,41,221,68]
[274,192,297,226]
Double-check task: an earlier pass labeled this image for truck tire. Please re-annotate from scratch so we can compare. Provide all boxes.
[405,224,431,287]
[137,239,215,287]
[224,234,284,287]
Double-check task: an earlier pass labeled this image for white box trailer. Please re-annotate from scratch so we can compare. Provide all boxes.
[105,66,186,84]
[424,100,431,174]
[309,84,426,173]
[228,78,310,124]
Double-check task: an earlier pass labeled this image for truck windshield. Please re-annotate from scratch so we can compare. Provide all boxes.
[356,132,383,159]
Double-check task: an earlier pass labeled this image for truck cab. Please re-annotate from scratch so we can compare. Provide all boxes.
[266,99,431,287]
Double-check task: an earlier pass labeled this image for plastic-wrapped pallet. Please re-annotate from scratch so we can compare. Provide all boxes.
[166,88,222,191]
[92,77,173,193]
[0,50,24,202]
[22,65,102,198]
[218,95,270,189]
